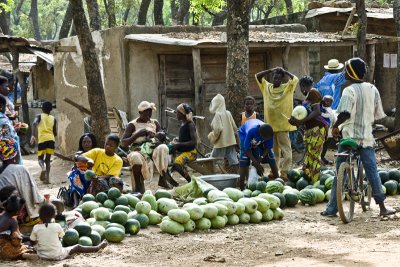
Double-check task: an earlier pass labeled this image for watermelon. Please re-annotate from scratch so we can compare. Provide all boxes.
[210,216,226,229]
[382,185,387,194]
[311,188,325,203]
[283,191,298,207]
[234,202,245,215]
[132,213,149,228]
[108,187,122,200]
[85,170,96,181]
[296,177,309,191]
[261,209,274,222]
[242,189,252,198]
[195,218,211,230]
[218,201,236,215]
[103,199,116,210]
[388,169,400,182]
[115,196,129,206]
[142,194,158,211]
[183,219,196,232]
[168,209,191,224]
[135,201,152,214]
[94,207,110,221]
[125,219,141,235]
[222,188,244,202]
[379,171,390,184]
[82,201,99,214]
[272,192,286,208]
[75,222,92,237]
[261,176,269,183]
[316,185,327,193]
[90,231,102,246]
[325,190,331,202]
[298,189,316,206]
[82,194,96,203]
[155,189,172,200]
[91,225,106,239]
[258,193,280,209]
[63,229,80,246]
[104,227,125,243]
[212,203,228,216]
[106,223,125,232]
[384,180,398,195]
[93,220,110,228]
[227,214,240,225]
[256,181,268,192]
[111,211,128,225]
[237,198,258,214]
[252,197,270,212]
[319,173,332,186]
[273,208,284,220]
[114,205,131,214]
[193,197,208,205]
[251,190,262,197]
[125,194,140,208]
[157,198,178,214]
[160,219,184,235]
[285,180,296,188]
[322,169,336,176]
[247,182,257,191]
[79,236,93,246]
[238,213,250,224]
[148,210,163,225]
[182,203,204,220]
[201,204,219,219]
[265,181,284,194]
[324,176,334,190]
[96,192,108,204]
[275,178,286,185]
[249,210,262,223]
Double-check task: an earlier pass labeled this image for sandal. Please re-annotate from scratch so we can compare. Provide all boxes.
[320,211,337,217]
[380,208,396,217]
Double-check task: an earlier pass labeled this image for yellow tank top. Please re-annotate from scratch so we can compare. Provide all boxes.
[240,112,256,126]
[38,114,55,143]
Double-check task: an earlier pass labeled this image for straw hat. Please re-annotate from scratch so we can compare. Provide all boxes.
[324,59,344,70]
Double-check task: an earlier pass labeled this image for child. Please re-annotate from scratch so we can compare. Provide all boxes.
[238,119,279,189]
[320,95,336,165]
[31,101,57,184]
[208,94,239,172]
[240,96,261,126]
[30,203,107,260]
[169,103,197,182]
[0,195,36,260]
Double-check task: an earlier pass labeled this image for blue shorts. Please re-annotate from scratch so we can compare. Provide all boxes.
[239,147,276,167]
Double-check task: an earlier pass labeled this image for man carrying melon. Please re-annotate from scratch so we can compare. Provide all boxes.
[255,67,298,180]
[238,119,279,189]
[321,57,395,217]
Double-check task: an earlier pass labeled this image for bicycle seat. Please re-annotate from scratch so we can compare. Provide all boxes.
[339,138,358,150]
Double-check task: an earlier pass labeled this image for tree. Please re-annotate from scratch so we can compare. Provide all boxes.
[175,0,190,25]
[283,0,293,14]
[103,0,117,28]
[154,0,164,25]
[393,0,400,129]
[355,0,367,60]
[29,0,42,40]
[59,1,73,39]
[0,0,10,35]
[225,0,252,123]
[69,0,110,146]
[138,0,151,25]
[86,0,101,30]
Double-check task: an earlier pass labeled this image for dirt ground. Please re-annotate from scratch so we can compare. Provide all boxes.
[2,151,400,267]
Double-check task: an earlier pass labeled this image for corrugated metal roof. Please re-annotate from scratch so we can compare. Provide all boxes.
[306,7,393,19]
[0,35,52,54]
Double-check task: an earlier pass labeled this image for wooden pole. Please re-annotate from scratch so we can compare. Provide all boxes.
[282,46,290,70]
[342,7,356,37]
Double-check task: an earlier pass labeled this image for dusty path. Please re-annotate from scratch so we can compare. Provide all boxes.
[2,155,400,267]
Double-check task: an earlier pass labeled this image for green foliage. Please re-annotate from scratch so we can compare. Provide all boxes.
[0,0,14,13]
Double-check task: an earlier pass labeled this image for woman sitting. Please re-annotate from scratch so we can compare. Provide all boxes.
[121,101,177,194]
[68,133,97,208]
[0,137,43,225]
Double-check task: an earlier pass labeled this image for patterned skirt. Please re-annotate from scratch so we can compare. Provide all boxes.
[303,126,326,184]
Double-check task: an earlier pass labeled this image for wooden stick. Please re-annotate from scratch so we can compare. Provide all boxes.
[342,7,356,37]
[63,97,92,115]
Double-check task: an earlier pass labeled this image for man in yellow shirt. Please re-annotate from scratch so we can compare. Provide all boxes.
[255,67,298,180]
[79,134,123,192]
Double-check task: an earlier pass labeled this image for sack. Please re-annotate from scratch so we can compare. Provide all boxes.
[57,186,72,207]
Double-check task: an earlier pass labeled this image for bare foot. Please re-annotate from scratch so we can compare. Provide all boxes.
[380,208,396,217]
[22,253,39,260]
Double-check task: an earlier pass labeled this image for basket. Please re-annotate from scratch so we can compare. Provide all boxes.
[197,174,240,190]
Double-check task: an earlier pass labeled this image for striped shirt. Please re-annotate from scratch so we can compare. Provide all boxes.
[337,82,386,147]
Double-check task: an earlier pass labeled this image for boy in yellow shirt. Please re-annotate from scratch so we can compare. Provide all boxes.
[31,101,57,184]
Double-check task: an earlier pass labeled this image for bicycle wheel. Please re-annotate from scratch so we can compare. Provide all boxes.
[337,162,355,223]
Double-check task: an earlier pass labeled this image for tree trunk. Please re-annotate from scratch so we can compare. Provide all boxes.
[356,0,367,60]
[86,0,101,31]
[138,0,151,25]
[283,0,293,14]
[171,0,179,24]
[12,0,25,26]
[154,0,164,25]
[393,0,400,130]
[0,0,11,35]
[226,0,252,124]
[123,4,132,25]
[103,0,117,28]
[59,2,73,39]
[69,0,110,146]
[176,0,190,25]
[29,0,42,40]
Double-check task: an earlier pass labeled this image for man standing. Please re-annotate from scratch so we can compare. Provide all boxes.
[321,57,395,217]
[255,67,298,180]
[314,59,346,110]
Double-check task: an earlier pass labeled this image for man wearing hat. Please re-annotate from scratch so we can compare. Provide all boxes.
[321,57,395,217]
[314,59,346,110]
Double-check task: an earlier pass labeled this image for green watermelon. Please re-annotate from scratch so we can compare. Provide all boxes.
[103,199,116,209]
[195,218,211,230]
[249,210,263,223]
[133,213,149,228]
[384,180,398,195]
[316,184,327,193]
[285,180,296,188]
[104,227,125,243]
[388,169,400,182]
[82,194,95,203]
[115,196,129,206]
[125,194,141,208]
[160,219,185,235]
[82,201,100,214]
[114,205,131,214]
[319,173,332,187]
[74,222,92,237]
[379,171,390,184]
[247,182,257,191]
[210,216,226,229]
[155,189,172,200]
[148,210,163,225]
[311,188,325,203]
[382,185,387,194]
[265,181,284,194]
[85,170,96,181]
[63,229,80,246]
[94,207,110,221]
[324,176,334,190]
[272,192,286,208]
[325,190,331,201]
[111,211,128,225]
[283,191,298,207]
[296,177,309,191]
[298,189,316,206]
[125,219,141,235]
[142,194,158,211]
[108,187,122,200]
[272,208,284,220]
[256,181,268,192]
[91,225,106,239]
[105,223,125,232]
[287,169,301,183]
[90,231,101,246]
[251,190,262,197]
[261,176,269,183]
[95,192,108,204]
[275,178,286,185]
[79,236,93,246]
[136,201,152,214]
[242,189,252,198]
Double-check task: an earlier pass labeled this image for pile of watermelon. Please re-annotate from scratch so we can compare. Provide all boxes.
[378,168,400,196]
[160,187,284,235]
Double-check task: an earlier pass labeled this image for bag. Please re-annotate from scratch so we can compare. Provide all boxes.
[57,186,72,207]
[87,178,110,196]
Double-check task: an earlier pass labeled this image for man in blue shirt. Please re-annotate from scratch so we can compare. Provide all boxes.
[238,119,279,189]
[314,59,346,110]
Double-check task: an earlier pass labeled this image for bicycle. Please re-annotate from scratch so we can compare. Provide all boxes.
[336,138,372,224]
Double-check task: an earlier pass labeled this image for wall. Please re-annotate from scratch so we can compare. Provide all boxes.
[54,27,127,155]
[31,58,55,101]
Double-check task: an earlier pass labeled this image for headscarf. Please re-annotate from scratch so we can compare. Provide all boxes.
[138,101,156,112]
[345,57,367,82]
[177,103,193,121]
[0,136,18,161]
[209,94,226,114]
